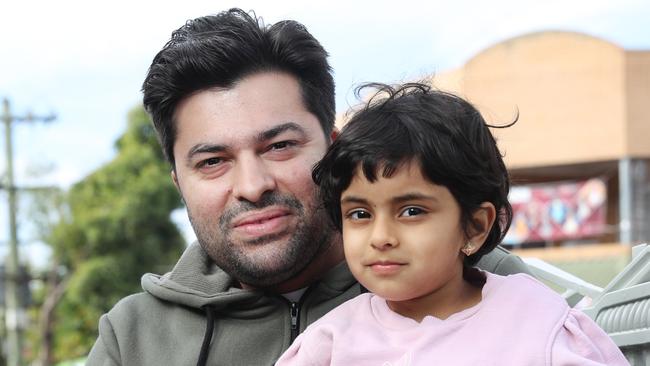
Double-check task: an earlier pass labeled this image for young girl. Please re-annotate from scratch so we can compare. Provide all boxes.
[275,83,628,365]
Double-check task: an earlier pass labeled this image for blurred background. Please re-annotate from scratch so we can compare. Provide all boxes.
[1,0,649,364]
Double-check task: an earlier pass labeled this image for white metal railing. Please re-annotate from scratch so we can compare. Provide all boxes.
[524,243,650,365]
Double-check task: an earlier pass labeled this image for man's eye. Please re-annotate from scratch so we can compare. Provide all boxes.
[269,141,296,151]
[198,157,222,168]
[347,210,371,220]
[400,207,424,217]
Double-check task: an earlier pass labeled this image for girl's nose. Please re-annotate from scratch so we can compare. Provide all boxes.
[369,217,399,250]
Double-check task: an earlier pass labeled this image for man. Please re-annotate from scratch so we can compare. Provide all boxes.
[87,8,531,365]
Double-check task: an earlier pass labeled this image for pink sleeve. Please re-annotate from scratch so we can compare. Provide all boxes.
[551,309,630,365]
[275,326,333,366]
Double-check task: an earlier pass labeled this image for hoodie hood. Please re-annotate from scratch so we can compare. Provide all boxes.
[141,242,258,309]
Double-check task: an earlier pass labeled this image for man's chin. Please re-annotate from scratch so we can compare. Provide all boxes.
[219,242,307,284]
[234,262,304,289]
[238,229,292,246]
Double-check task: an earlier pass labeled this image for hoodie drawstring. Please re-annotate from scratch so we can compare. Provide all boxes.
[196,306,215,366]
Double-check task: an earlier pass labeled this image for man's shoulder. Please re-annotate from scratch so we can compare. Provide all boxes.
[476,246,534,276]
[109,291,158,313]
[104,292,155,322]
[485,272,569,314]
[90,291,213,364]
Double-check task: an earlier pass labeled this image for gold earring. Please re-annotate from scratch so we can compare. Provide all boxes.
[462,243,474,256]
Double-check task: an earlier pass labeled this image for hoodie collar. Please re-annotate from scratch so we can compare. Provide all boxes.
[142,241,356,309]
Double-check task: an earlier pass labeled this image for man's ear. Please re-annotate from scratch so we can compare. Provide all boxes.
[467,202,497,251]
[171,169,180,192]
[170,169,186,205]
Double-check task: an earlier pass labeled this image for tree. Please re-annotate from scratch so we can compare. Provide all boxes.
[31,106,186,363]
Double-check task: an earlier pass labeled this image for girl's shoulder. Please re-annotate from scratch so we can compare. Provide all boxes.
[480,273,628,364]
[484,271,569,310]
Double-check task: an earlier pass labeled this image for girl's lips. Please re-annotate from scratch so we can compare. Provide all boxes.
[368,261,407,275]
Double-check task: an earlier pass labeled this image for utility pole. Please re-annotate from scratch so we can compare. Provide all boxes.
[2,98,55,366]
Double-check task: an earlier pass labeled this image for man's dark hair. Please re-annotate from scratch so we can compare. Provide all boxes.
[142,8,335,166]
[313,82,514,266]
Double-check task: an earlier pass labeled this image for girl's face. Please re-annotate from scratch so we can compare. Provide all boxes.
[340,161,472,318]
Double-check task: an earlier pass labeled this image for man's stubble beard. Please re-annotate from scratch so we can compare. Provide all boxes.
[187,191,335,288]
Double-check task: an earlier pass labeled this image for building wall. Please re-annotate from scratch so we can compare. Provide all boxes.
[432,31,639,169]
[625,51,650,158]
[431,31,650,246]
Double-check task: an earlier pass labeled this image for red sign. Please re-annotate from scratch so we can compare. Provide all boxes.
[503,178,607,245]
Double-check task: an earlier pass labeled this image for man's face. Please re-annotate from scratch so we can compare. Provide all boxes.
[172,72,335,288]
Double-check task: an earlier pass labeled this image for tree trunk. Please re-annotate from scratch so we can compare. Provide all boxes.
[34,266,68,366]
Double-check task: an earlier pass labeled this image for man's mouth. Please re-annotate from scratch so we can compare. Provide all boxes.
[231,208,293,238]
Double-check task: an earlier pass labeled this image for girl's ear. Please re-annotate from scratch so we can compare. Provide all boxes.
[467,202,497,252]
[330,127,339,142]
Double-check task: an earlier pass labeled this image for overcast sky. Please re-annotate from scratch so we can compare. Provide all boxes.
[1,0,649,266]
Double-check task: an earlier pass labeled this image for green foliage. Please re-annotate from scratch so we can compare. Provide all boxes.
[42,106,186,361]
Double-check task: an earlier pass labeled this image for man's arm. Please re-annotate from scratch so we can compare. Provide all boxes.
[86,314,121,366]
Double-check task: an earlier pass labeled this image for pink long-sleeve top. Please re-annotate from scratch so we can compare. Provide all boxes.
[276,272,629,366]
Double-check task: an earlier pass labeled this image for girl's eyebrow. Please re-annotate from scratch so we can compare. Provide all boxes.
[391,192,438,204]
[340,195,368,205]
[341,193,438,205]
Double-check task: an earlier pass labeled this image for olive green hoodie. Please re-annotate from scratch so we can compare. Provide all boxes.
[86,242,360,366]
[86,243,530,365]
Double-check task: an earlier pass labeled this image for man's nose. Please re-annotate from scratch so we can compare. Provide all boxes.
[369,216,399,250]
[231,154,277,203]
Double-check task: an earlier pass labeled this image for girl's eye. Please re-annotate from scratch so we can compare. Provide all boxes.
[347,209,371,220]
[400,207,425,217]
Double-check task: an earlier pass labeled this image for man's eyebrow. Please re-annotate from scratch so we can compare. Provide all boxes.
[186,143,228,163]
[257,122,308,142]
[183,122,306,164]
